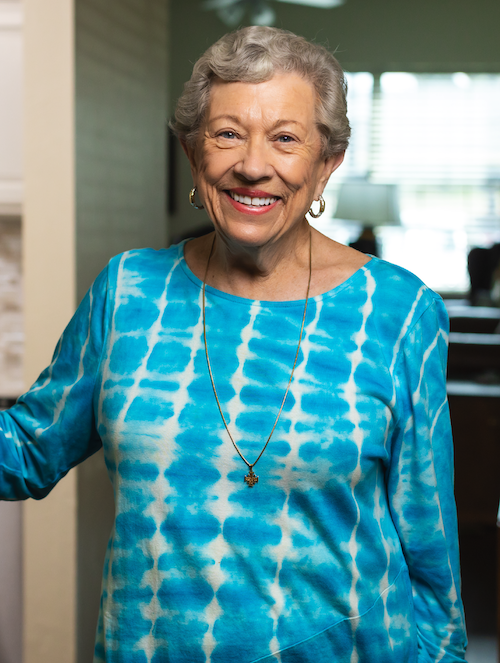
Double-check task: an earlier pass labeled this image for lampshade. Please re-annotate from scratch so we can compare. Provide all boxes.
[334,182,400,227]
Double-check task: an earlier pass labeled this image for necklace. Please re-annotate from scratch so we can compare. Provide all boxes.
[202,230,312,487]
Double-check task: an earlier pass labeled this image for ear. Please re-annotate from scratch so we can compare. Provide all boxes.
[314,151,345,200]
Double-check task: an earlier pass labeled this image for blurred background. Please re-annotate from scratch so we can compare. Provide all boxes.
[0,0,499,661]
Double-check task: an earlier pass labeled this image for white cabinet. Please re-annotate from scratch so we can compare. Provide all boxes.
[0,1,23,216]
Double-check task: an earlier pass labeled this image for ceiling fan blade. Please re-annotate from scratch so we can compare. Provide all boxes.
[251,4,276,25]
[216,5,247,25]
[202,0,243,11]
[275,0,345,7]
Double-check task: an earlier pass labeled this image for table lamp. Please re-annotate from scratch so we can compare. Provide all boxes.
[334,181,400,256]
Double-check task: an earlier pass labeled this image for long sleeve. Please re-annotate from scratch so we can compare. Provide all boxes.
[387,297,467,662]
[0,266,110,500]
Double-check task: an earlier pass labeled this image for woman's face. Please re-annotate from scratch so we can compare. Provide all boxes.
[184,72,344,249]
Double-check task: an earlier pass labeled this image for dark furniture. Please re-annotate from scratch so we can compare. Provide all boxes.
[445,304,500,654]
[447,305,500,334]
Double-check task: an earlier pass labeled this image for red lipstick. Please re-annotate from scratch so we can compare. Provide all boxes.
[224,190,280,215]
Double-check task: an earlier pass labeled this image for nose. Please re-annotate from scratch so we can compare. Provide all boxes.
[233,137,274,182]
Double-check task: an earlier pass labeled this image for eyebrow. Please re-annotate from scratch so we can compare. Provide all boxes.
[208,114,242,124]
[208,115,306,130]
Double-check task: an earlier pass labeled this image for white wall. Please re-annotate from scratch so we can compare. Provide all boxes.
[23,0,77,660]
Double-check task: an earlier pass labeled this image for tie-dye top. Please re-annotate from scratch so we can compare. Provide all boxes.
[0,242,467,663]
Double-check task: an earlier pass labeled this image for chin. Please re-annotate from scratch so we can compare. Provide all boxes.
[216,220,283,249]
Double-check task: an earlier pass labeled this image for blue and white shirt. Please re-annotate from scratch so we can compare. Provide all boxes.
[0,242,467,662]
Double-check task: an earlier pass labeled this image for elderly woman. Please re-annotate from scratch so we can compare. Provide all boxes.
[0,26,466,663]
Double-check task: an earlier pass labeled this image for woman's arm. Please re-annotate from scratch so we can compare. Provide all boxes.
[387,298,468,662]
[0,266,110,500]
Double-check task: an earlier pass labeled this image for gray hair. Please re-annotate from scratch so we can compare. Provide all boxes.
[171,26,350,157]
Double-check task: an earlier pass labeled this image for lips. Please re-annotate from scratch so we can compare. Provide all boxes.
[228,191,279,207]
[224,189,281,215]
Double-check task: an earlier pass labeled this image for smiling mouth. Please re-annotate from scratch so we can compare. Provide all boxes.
[227,191,280,207]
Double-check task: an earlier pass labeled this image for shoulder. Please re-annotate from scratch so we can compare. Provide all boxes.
[367,256,443,318]
[106,245,182,279]
[362,257,448,353]
[103,244,184,292]
[89,244,186,309]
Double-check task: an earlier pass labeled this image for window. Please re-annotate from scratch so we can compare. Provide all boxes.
[316,72,500,293]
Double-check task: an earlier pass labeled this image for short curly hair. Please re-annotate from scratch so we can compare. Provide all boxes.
[171,26,350,158]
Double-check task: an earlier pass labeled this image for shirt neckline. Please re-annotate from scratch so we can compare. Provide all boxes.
[178,239,377,308]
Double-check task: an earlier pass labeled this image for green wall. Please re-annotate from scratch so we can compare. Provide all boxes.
[75,1,169,660]
[168,0,500,238]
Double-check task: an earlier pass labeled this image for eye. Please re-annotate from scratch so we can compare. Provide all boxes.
[277,134,296,144]
[218,130,237,139]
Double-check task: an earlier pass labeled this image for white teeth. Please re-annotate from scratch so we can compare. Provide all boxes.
[230,192,278,207]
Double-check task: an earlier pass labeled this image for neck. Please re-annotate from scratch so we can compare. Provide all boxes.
[206,220,311,300]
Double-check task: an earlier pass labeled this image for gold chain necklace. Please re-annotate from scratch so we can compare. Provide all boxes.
[202,230,312,487]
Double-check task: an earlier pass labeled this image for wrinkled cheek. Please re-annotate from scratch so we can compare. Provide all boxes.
[199,191,226,228]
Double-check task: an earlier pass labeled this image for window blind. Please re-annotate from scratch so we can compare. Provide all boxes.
[371,73,500,185]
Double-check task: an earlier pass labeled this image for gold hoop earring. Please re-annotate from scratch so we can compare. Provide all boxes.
[189,187,204,210]
[308,195,325,219]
